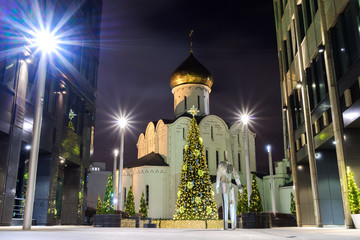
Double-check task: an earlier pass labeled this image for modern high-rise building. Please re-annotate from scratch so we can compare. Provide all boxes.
[273,0,360,227]
[0,0,102,226]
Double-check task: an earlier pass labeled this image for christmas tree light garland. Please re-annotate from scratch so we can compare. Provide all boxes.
[173,106,218,220]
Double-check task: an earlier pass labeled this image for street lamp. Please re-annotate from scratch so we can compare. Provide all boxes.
[241,113,251,208]
[267,145,276,217]
[117,117,127,211]
[113,149,119,210]
[23,30,58,230]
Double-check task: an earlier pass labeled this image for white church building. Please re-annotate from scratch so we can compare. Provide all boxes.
[122,52,257,218]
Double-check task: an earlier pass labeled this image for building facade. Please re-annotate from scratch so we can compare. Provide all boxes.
[0,0,102,225]
[122,52,257,218]
[273,0,360,227]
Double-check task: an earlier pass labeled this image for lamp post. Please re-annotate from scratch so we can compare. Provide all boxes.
[241,114,251,207]
[113,149,119,210]
[23,30,58,230]
[267,145,276,217]
[117,117,127,211]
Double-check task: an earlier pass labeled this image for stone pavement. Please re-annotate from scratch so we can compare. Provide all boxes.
[0,226,359,240]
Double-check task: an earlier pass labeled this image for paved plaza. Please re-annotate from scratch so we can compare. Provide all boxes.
[0,226,359,240]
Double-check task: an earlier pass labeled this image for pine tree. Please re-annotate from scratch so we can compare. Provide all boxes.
[290,192,296,215]
[347,166,360,214]
[102,173,114,214]
[96,195,102,215]
[139,191,148,218]
[173,114,218,220]
[249,174,263,213]
[125,185,135,216]
[237,186,248,214]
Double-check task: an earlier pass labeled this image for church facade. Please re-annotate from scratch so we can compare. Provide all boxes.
[122,53,256,218]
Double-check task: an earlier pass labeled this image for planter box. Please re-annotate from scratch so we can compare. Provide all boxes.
[241,213,271,229]
[93,214,121,227]
[207,220,223,229]
[156,219,222,229]
[121,219,136,228]
[351,214,360,229]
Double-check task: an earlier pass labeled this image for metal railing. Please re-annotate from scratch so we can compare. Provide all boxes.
[13,197,25,219]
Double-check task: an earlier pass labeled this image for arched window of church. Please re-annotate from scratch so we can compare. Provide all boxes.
[183,128,185,139]
[211,126,214,140]
[146,185,149,206]
[184,96,187,110]
[206,150,209,167]
[197,95,200,109]
[238,153,241,171]
[124,187,127,207]
[216,151,219,167]
[224,151,226,161]
[238,134,240,146]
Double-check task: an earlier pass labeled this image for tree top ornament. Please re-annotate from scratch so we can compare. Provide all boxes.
[188,105,199,117]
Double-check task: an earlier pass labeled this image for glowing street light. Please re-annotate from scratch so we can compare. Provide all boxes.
[118,117,127,129]
[117,117,127,211]
[34,31,59,54]
[113,149,119,210]
[267,145,276,217]
[241,113,251,208]
[23,30,59,230]
[25,145,31,151]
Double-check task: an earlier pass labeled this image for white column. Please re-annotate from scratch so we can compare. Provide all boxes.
[23,54,47,230]
[244,124,251,207]
[118,127,125,211]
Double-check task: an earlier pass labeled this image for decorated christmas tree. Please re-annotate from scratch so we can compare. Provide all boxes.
[102,173,114,214]
[290,192,296,215]
[125,186,135,216]
[237,186,248,215]
[249,174,263,213]
[139,191,148,218]
[173,106,218,220]
[96,195,102,215]
[347,166,360,214]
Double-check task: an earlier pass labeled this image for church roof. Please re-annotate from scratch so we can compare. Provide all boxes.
[124,152,169,169]
[170,53,213,89]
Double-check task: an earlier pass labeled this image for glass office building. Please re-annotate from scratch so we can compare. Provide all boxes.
[273,0,360,227]
[0,0,102,225]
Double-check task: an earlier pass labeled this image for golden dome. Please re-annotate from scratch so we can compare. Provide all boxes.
[170,53,213,89]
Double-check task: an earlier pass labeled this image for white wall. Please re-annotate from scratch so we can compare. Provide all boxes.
[278,186,293,214]
[131,166,169,218]
[172,84,211,118]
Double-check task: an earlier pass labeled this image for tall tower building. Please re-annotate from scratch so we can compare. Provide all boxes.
[273,0,360,227]
[0,0,102,226]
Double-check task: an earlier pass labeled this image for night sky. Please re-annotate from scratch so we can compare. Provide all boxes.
[94,0,283,174]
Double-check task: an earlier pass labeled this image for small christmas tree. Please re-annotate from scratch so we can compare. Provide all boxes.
[173,106,218,220]
[96,195,102,215]
[347,166,360,214]
[139,191,148,218]
[102,173,114,214]
[290,192,296,215]
[249,174,263,213]
[237,186,248,214]
[125,186,135,216]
